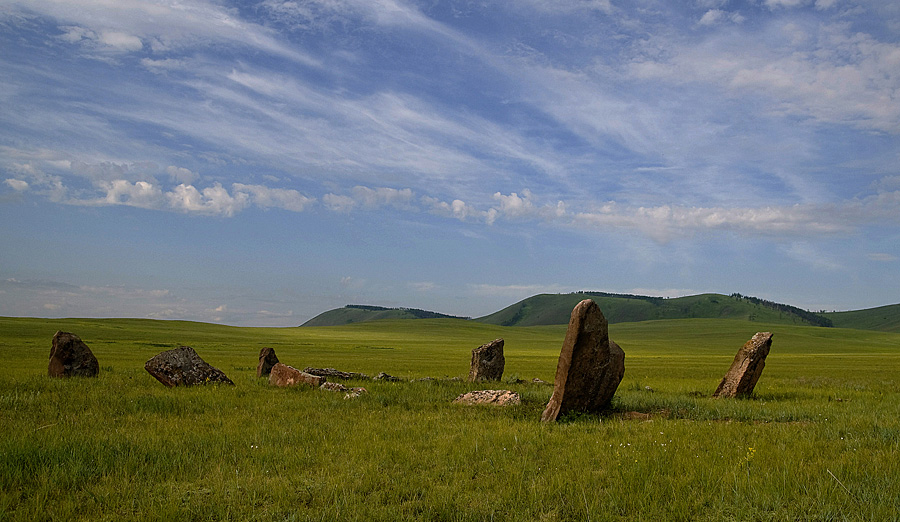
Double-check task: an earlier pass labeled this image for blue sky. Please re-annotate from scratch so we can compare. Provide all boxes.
[1,0,899,326]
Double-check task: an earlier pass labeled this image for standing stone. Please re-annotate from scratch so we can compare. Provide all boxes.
[48,331,99,378]
[268,363,325,388]
[257,347,279,378]
[144,346,234,387]
[713,332,773,398]
[540,299,625,422]
[467,338,505,382]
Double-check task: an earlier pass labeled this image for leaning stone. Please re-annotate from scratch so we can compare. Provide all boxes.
[541,299,625,422]
[713,332,773,399]
[144,346,234,387]
[48,331,99,378]
[257,347,279,378]
[320,381,348,392]
[468,338,505,382]
[268,363,325,388]
[303,367,370,380]
[453,390,521,406]
[373,371,402,382]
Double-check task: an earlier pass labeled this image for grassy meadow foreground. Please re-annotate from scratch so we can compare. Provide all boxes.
[1,316,899,521]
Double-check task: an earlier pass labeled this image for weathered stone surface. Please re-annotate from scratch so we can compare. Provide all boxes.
[268,363,325,388]
[344,387,368,399]
[373,371,402,382]
[713,332,773,399]
[48,331,99,378]
[453,390,521,406]
[540,299,625,422]
[144,346,234,387]
[256,347,279,378]
[467,338,505,382]
[320,381,348,392]
[303,367,370,380]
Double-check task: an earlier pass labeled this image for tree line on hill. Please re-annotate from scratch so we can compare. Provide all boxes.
[729,293,833,328]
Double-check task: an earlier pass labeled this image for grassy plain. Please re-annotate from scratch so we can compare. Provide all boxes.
[1,316,899,521]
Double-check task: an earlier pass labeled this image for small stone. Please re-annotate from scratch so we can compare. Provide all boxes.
[344,387,368,399]
[468,338,505,382]
[373,371,402,382]
[532,378,551,385]
[320,381,348,392]
[257,347,279,378]
[48,331,99,378]
[713,332,773,399]
[145,346,234,387]
[268,363,325,388]
[453,390,521,406]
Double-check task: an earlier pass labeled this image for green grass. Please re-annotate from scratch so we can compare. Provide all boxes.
[825,303,900,332]
[1,316,899,520]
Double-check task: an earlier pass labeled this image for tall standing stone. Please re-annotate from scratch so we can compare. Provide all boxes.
[468,338,505,382]
[713,332,773,398]
[541,299,625,422]
[144,346,234,387]
[257,347,279,378]
[48,331,99,378]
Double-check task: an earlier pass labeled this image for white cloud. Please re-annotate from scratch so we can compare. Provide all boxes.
[101,179,165,208]
[468,283,572,298]
[351,186,414,210]
[698,10,726,26]
[323,193,357,213]
[167,183,249,217]
[233,183,315,212]
[422,196,490,223]
[4,179,29,191]
[628,22,900,133]
[166,165,197,184]
[8,0,319,66]
[868,253,898,262]
[99,31,143,51]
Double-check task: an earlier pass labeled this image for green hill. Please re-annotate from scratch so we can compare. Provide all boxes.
[823,303,900,332]
[301,304,469,327]
[474,292,833,327]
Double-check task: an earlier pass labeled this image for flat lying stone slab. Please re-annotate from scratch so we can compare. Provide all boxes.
[713,332,773,398]
[257,347,279,378]
[541,299,625,422]
[320,381,348,392]
[269,363,325,388]
[304,367,370,380]
[468,338,505,382]
[48,331,99,378]
[373,372,402,382]
[453,390,520,406]
[145,346,234,387]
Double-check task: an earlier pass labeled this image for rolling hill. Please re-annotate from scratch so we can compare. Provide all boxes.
[473,292,833,327]
[823,303,900,332]
[301,292,900,332]
[301,304,469,327]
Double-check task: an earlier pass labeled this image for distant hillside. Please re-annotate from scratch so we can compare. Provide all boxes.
[301,305,469,327]
[474,292,834,328]
[823,303,900,333]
